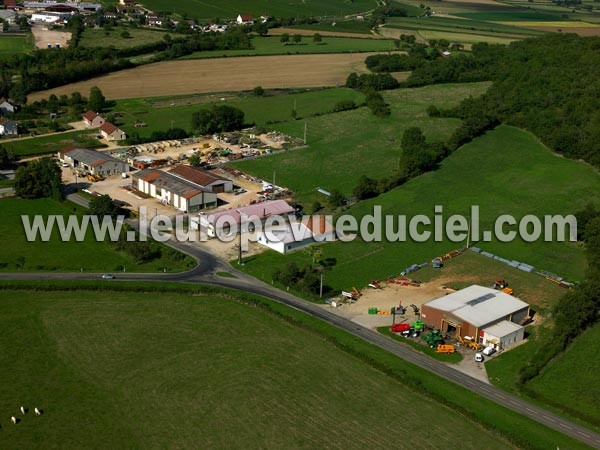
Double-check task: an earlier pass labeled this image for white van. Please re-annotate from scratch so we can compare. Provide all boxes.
[482,346,496,356]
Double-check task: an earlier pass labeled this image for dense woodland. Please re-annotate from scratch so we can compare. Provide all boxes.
[407,34,600,167]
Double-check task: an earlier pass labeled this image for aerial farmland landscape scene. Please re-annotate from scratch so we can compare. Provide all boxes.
[1,0,600,448]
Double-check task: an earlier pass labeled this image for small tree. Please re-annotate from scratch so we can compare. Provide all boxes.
[280,33,289,44]
[14,158,62,200]
[89,194,120,218]
[120,30,131,39]
[253,85,265,96]
[328,189,345,208]
[293,34,302,44]
[313,33,322,43]
[87,86,106,112]
[311,200,322,213]
[188,154,202,167]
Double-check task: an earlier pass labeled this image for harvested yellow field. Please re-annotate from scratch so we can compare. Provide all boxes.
[29,53,376,101]
[495,21,600,27]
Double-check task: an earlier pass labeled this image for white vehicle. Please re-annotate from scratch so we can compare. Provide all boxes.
[482,346,496,356]
[475,353,484,362]
[101,274,115,280]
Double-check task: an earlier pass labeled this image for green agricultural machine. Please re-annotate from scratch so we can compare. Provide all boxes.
[422,330,443,348]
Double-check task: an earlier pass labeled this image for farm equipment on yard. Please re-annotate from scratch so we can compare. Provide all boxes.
[411,319,426,331]
[410,304,420,315]
[391,323,410,333]
[422,329,443,348]
[493,279,508,290]
[369,280,382,289]
[437,344,456,353]
[502,287,514,295]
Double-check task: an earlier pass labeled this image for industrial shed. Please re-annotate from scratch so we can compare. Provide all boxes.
[481,320,525,350]
[133,169,217,213]
[58,147,129,176]
[169,165,233,193]
[421,285,529,345]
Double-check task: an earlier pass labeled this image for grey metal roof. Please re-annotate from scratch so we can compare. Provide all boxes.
[483,320,523,338]
[61,148,122,167]
[424,285,529,328]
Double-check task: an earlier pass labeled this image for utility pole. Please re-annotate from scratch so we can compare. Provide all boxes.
[273,170,276,187]
[319,272,324,298]
[304,122,307,144]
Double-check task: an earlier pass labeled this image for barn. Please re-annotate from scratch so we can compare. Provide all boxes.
[421,285,529,348]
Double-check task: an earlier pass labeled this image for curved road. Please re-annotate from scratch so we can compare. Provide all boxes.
[2,239,599,449]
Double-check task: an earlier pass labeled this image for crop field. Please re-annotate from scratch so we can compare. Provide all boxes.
[233,82,491,204]
[455,10,567,21]
[79,27,184,49]
[0,287,514,449]
[112,88,365,137]
[138,0,378,19]
[29,53,378,102]
[181,35,399,59]
[238,126,600,293]
[0,198,194,272]
[6,130,106,157]
[385,16,544,35]
[282,21,378,36]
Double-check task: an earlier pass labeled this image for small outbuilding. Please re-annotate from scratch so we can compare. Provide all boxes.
[481,320,525,350]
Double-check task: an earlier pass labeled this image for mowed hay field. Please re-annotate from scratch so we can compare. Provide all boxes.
[29,53,376,101]
[0,288,513,449]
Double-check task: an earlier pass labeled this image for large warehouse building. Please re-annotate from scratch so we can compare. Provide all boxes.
[132,169,217,213]
[58,147,129,176]
[421,285,530,349]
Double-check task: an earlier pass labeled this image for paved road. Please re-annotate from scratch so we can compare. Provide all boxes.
[1,223,599,447]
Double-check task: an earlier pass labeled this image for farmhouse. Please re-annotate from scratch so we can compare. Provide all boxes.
[169,165,233,193]
[147,14,163,27]
[191,200,295,237]
[100,122,127,141]
[0,117,17,136]
[257,215,336,254]
[3,0,18,10]
[58,147,129,176]
[82,110,105,128]
[236,14,254,25]
[0,98,16,114]
[421,285,529,349]
[0,9,17,24]
[31,12,70,23]
[132,169,218,212]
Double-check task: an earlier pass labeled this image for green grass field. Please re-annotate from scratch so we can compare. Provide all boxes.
[7,130,106,157]
[286,20,377,35]
[181,35,399,59]
[456,10,567,22]
[0,35,33,56]
[525,323,600,426]
[237,125,600,294]
[386,16,545,36]
[0,198,194,272]
[233,82,490,204]
[0,286,513,448]
[138,0,378,19]
[111,88,365,138]
[79,27,184,49]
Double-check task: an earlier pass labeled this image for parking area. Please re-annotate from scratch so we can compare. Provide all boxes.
[31,23,71,49]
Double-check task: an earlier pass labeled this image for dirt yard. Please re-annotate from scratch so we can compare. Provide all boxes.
[31,24,71,49]
[326,281,451,329]
[29,53,377,101]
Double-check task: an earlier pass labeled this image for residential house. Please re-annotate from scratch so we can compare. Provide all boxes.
[82,110,105,128]
[99,122,127,141]
[169,165,233,193]
[147,14,163,27]
[0,98,16,115]
[3,0,18,10]
[0,118,18,136]
[0,9,17,24]
[257,215,336,254]
[132,169,218,212]
[236,14,254,25]
[58,147,129,176]
[104,11,118,20]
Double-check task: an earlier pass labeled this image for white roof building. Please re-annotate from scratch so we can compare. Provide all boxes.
[257,216,335,254]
